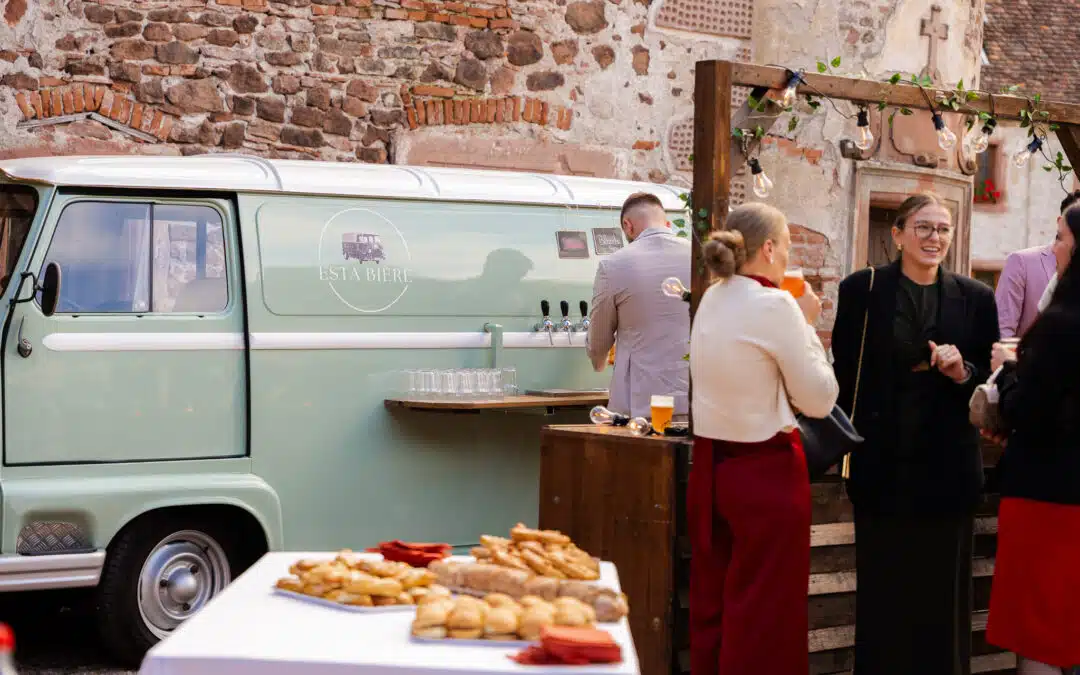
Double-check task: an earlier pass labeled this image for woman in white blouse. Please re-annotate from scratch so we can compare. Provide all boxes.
[687,202,838,675]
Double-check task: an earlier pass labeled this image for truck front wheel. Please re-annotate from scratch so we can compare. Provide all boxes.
[96,512,260,668]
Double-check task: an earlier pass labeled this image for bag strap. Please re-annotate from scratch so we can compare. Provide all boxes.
[841,266,874,480]
[849,266,874,425]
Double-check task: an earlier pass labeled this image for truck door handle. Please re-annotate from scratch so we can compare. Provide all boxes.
[17,317,31,358]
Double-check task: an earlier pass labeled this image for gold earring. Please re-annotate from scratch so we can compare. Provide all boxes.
[897,244,903,251]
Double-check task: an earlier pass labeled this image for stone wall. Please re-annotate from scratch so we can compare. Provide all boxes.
[0,0,750,182]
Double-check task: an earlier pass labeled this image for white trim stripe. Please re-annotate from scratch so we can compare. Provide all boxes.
[43,333,245,352]
[42,332,588,352]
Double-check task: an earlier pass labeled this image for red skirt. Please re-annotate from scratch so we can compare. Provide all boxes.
[987,497,1080,667]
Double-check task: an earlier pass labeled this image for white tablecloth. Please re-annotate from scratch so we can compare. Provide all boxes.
[139,552,640,675]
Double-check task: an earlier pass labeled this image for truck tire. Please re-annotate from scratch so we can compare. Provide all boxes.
[96,512,259,668]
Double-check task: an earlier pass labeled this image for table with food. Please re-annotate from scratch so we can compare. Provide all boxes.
[138,524,637,675]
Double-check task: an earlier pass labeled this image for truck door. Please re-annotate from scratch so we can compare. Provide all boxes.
[3,194,248,465]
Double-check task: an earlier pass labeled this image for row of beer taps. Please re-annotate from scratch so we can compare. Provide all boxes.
[533,300,589,345]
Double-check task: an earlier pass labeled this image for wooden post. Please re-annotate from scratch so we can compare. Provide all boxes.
[690,60,733,318]
[1056,124,1080,186]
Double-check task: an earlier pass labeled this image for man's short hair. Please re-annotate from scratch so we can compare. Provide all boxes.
[620,192,665,223]
[1061,190,1080,214]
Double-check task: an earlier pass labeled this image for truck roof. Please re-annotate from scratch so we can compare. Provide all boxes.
[0,154,689,210]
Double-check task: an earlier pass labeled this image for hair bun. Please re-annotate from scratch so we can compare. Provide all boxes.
[703,230,746,280]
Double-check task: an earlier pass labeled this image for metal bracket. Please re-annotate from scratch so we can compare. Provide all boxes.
[483,323,503,369]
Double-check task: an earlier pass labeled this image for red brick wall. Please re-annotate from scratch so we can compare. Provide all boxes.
[0,0,674,168]
[789,223,836,349]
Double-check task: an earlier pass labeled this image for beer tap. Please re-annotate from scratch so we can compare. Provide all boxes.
[575,301,590,333]
[559,300,574,344]
[534,300,554,346]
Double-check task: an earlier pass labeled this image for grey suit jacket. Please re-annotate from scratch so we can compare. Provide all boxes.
[586,226,691,418]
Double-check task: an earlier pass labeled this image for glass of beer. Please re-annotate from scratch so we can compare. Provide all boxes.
[1001,337,1020,360]
[781,267,806,298]
[650,395,675,434]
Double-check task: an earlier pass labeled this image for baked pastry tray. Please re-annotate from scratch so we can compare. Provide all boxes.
[410,633,532,647]
[273,587,416,613]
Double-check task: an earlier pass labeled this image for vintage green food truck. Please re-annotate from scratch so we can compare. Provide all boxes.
[0,154,687,665]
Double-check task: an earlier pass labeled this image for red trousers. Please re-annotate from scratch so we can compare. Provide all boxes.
[687,431,811,675]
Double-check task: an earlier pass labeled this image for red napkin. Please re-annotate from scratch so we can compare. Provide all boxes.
[510,626,623,665]
[364,540,451,567]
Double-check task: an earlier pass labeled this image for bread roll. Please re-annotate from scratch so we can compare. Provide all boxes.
[448,628,484,639]
[411,625,447,639]
[519,602,556,640]
[485,606,520,636]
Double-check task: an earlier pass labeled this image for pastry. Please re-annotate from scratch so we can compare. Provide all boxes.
[483,593,518,609]
[510,523,571,546]
[523,576,559,601]
[448,628,484,639]
[520,602,557,641]
[485,606,521,636]
[345,573,404,597]
[275,577,305,593]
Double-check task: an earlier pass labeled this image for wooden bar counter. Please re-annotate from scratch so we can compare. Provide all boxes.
[539,424,691,675]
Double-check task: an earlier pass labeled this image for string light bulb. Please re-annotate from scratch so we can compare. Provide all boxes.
[1013,137,1043,168]
[661,277,690,301]
[966,118,996,154]
[590,405,629,426]
[932,113,957,150]
[854,108,874,151]
[780,71,802,109]
[627,417,652,436]
[748,158,774,198]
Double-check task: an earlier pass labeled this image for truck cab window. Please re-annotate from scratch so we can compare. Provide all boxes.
[46,201,152,313]
[152,204,227,313]
[0,184,37,296]
[44,201,228,314]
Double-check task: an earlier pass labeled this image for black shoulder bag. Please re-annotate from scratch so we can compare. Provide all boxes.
[798,267,873,480]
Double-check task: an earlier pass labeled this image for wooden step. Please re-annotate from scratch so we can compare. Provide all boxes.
[677,516,998,559]
[808,610,990,653]
[678,557,995,608]
[676,645,1014,674]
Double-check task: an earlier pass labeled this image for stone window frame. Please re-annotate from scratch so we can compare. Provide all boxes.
[972,138,1008,214]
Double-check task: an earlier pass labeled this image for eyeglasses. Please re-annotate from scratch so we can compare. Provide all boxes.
[910,221,954,240]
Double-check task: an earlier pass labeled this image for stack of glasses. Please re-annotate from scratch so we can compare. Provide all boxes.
[399,367,518,401]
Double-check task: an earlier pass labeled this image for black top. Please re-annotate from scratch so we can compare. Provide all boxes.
[996,306,1080,505]
[831,261,1000,516]
[893,276,940,459]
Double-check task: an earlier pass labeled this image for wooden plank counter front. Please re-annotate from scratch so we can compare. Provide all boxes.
[538,424,691,675]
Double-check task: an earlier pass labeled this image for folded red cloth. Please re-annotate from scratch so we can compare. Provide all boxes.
[364,541,452,568]
[510,626,623,666]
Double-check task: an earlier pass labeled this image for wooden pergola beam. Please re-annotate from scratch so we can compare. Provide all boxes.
[731,62,1080,125]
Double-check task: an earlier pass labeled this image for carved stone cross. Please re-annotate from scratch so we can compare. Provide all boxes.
[920,4,949,84]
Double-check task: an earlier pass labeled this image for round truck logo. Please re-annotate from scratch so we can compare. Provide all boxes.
[317,207,412,313]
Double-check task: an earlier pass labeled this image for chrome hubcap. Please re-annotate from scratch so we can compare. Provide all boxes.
[137,530,230,639]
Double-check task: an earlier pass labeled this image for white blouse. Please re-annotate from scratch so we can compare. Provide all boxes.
[690,275,839,442]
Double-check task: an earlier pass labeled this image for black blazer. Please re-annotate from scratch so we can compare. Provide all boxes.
[831,261,999,516]
[997,305,1080,506]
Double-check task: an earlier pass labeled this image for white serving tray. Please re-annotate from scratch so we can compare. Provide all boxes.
[272,587,417,613]
[410,633,533,647]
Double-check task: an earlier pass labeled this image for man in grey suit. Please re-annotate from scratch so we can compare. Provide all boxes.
[586,192,691,419]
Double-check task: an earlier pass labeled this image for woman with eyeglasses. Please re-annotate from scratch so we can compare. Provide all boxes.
[831,192,999,675]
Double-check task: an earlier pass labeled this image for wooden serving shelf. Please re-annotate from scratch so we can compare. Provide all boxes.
[384,393,608,413]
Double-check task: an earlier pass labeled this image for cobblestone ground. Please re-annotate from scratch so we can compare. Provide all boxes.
[0,589,133,674]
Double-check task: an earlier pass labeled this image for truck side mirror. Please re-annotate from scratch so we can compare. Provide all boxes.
[40,262,62,317]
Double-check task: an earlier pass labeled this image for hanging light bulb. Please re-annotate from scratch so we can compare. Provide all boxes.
[590,405,629,426]
[1013,137,1043,168]
[854,108,874,151]
[932,113,957,150]
[780,71,802,109]
[748,158,773,198]
[627,416,652,436]
[661,277,690,301]
[966,118,996,154]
